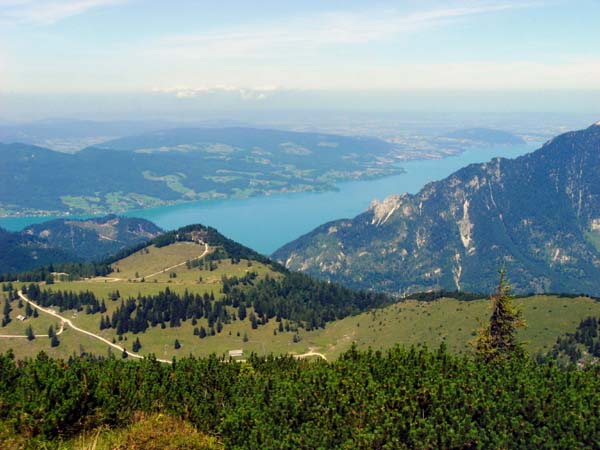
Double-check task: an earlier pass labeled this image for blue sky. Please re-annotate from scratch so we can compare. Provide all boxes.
[1,0,599,117]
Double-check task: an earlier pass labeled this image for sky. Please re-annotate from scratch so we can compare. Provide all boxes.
[0,0,599,119]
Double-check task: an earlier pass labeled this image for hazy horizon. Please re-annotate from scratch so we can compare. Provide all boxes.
[1,0,599,120]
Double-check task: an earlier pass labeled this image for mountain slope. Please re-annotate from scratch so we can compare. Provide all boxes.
[0,215,161,273]
[273,123,600,295]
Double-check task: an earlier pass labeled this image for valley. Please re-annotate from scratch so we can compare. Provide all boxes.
[0,142,535,254]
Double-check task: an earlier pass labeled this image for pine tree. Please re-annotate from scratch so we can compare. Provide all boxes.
[2,298,11,326]
[174,339,181,349]
[48,325,55,338]
[250,313,258,330]
[238,303,247,321]
[50,335,60,347]
[132,337,141,352]
[26,325,35,341]
[474,270,525,362]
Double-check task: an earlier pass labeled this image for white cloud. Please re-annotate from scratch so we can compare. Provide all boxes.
[150,59,600,96]
[152,85,283,101]
[0,0,126,25]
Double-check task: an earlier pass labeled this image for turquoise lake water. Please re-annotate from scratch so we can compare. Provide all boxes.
[0,143,537,254]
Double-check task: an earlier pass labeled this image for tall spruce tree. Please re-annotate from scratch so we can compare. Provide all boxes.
[132,337,142,352]
[474,270,525,362]
[25,325,35,341]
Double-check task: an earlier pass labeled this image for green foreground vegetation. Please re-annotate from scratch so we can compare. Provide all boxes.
[2,413,222,450]
[2,344,600,449]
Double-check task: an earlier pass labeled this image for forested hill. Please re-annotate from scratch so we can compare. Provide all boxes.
[0,215,161,273]
[0,127,404,216]
[439,127,525,146]
[274,122,600,295]
[108,222,280,270]
[96,126,395,154]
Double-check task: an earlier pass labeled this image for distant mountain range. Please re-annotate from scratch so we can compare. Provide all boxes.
[0,215,161,273]
[0,119,177,153]
[439,128,526,146]
[273,122,600,295]
[0,127,405,216]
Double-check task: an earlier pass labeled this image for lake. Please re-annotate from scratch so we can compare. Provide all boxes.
[0,143,537,254]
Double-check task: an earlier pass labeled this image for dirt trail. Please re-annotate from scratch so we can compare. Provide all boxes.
[17,290,172,364]
[0,314,64,339]
[294,349,328,361]
[136,243,209,280]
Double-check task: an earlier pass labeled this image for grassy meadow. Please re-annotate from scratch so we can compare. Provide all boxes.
[2,241,600,361]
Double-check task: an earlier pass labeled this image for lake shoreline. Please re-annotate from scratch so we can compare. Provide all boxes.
[0,143,538,254]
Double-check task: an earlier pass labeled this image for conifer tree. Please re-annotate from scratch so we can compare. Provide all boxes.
[474,270,525,362]
[26,325,35,341]
[132,337,141,352]
[2,298,11,326]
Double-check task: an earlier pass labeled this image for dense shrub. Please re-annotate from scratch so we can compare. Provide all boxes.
[1,345,599,448]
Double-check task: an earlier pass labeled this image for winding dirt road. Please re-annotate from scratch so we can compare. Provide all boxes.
[17,290,172,364]
[5,244,210,361]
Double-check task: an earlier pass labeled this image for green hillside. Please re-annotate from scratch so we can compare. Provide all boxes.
[301,295,600,359]
[0,225,389,361]
[3,248,600,361]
